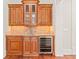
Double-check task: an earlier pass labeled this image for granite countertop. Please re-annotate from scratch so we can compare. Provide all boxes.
[6,26,55,36]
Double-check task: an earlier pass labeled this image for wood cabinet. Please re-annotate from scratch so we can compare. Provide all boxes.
[8,4,52,26]
[24,5,37,26]
[30,37,38,55]
[6,36,55,59]
[5,0,54,59]
[23,37,38,56]
[6,36,38,56]
[23,37,30,56]
[38,5,52,26]
[9,4,24,26]
[6,36,23,55]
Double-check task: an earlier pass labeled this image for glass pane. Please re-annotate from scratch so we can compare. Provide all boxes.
[32,5,35,12]
[24,13,30,24]
[40,38,51,48]
[26,5,29,12]
[32,13,36,25]
[25,17,30,24]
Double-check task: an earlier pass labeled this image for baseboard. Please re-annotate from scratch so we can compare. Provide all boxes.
[55,52,64,57]
[45,49,75,57]
[72,48,76,55]
[64,49,76,55]
[55,54,64,57]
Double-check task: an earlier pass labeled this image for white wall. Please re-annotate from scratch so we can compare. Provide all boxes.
[3,0,76,57]
[63,0,73,55]
[3,0,8,57]
[53,0,64,56]
[53,0,76,56]
[72,0,76,55]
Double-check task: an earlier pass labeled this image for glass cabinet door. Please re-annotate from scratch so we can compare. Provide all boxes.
[31,5,36,25]
[32,13,36,25]
[24,5,37,26]
[24,5,30,25]
[25,12,30,25]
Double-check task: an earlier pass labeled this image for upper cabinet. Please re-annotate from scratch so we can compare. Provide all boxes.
[8,4,52,26]
[9,4,24,26]
[24,4,37,26]
[38,4,52,26]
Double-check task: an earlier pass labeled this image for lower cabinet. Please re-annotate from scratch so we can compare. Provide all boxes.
[6,36,23,55]
[23,37,38,56]
[6,36,54,59]
[6,36,39,56]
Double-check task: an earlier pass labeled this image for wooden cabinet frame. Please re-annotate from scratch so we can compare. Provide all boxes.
[5,0,55,59]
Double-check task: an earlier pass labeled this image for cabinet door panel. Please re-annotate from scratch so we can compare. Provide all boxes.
[38,5,52,26]
[38,6,42,25]
[16,7,24,25]
[9,8,16,25]
[6,36,22,55]
[9,5,23,26]
[46,8,52,25]
[23,37,30,56]
[31,37,38,55]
